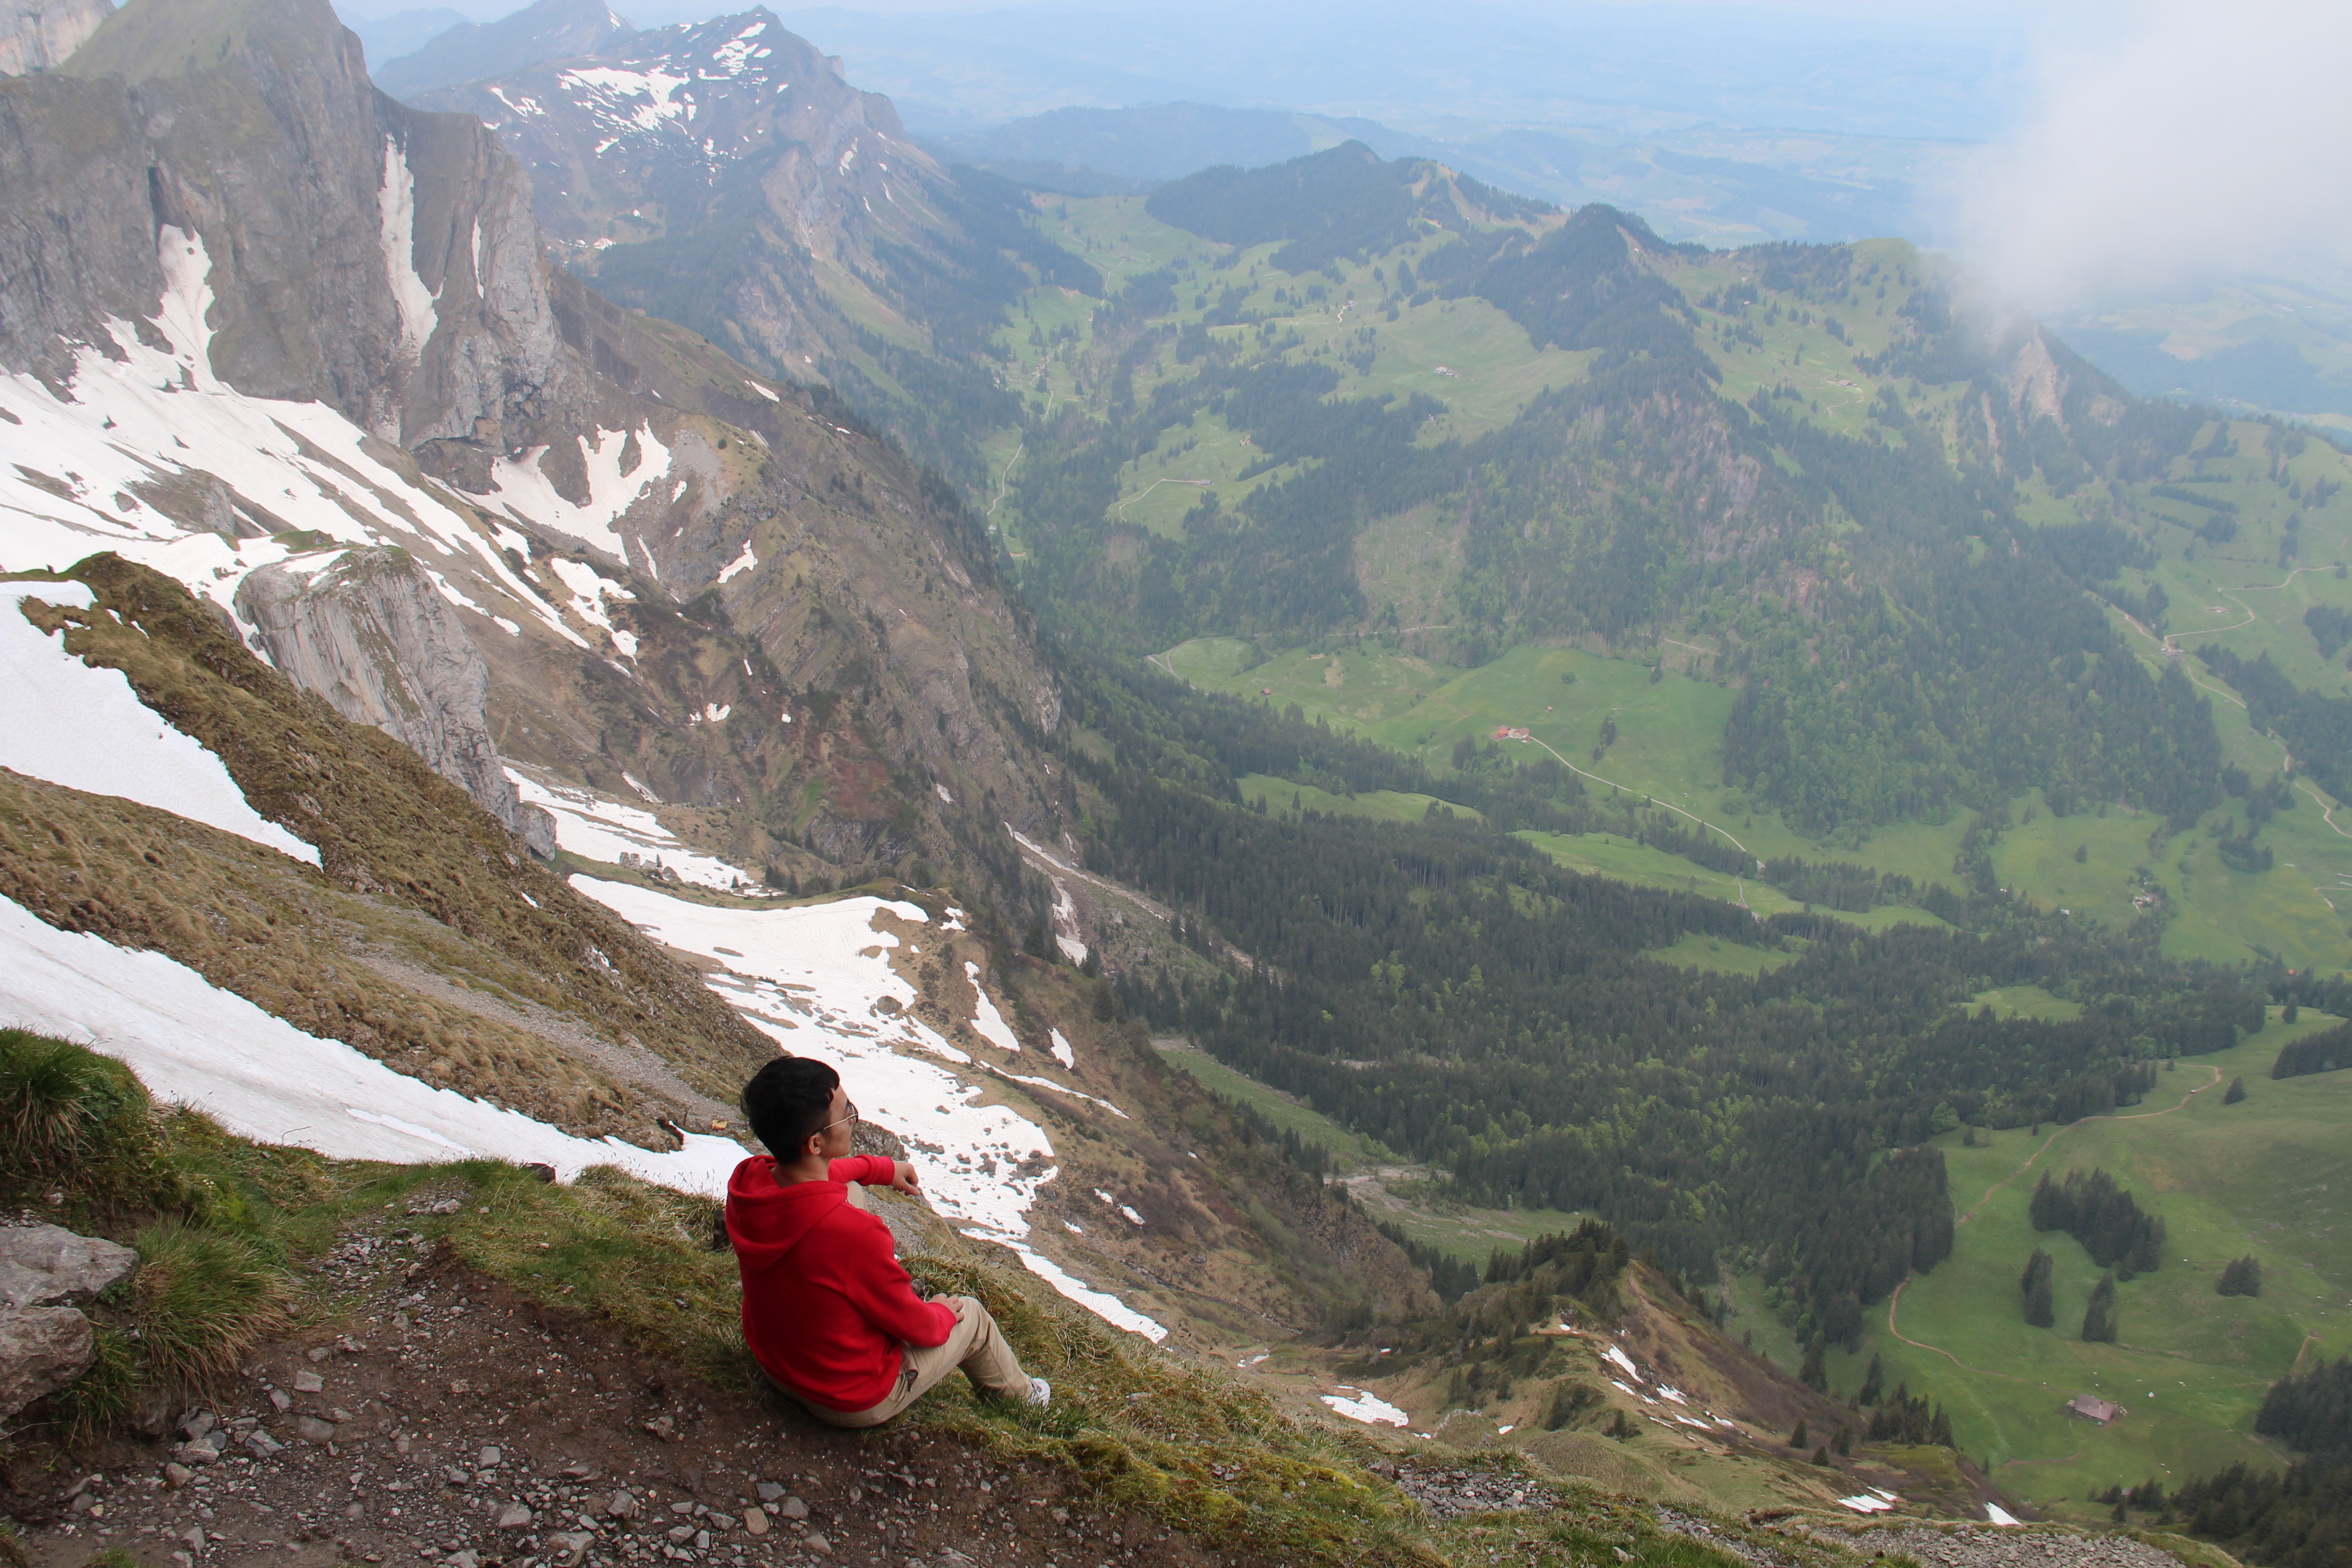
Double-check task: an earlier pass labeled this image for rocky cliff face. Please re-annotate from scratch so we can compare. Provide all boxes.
[234,547,557,857]
[0,0,109,74]
[405,7,957,377]
[0,0,1071,908]
[0,0,579,451]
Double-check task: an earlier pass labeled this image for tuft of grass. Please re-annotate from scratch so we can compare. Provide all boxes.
[0,1027,167,1208]
[125,1220,296,1394]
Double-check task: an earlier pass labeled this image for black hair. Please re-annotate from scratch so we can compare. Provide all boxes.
[740,1055,839,1159]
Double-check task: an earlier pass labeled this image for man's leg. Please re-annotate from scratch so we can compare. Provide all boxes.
[792,1298,1032,1429]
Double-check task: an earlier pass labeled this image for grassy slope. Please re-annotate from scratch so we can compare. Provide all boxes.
[1087,220,2352,971]
[1152,1041,1592,1264]
[1821,1013,2352,1521]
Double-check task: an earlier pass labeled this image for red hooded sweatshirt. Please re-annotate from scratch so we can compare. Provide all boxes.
[725,1154,958,1412]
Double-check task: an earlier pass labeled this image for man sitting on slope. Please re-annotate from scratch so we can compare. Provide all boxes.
[726,1054,1049,1426]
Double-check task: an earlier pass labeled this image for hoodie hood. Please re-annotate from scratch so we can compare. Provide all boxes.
[725,1156,843,1275]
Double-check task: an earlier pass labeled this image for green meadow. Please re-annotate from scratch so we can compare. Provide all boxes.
[1163,625,2352,970]
[1237,773,1482,826]
[1822,1015,2352,1520]
[1153,1040,1589,1263]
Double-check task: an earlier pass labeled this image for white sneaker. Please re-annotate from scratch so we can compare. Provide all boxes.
[1025,1377,1051,1408]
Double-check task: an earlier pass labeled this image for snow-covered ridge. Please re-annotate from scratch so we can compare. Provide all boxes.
[0,897,744,1190]
[2,582,319,867]
[0,230,652,652]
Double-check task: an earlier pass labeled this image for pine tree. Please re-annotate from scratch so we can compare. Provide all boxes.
[2217,1256,2263,1297]
[1857,1353,1884,1406]
[2223,1076,2246,1104]
[1789,1419,1809,1449]
[1834,1423,1853,1455]
[2021,1248,2056,1328]
[2083,1271,2119,1343]
[1799,1340,1827,1391]
[1813,1445,1833,1467]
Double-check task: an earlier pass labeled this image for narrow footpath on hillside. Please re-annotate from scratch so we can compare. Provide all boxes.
[15,1181,1259,1568]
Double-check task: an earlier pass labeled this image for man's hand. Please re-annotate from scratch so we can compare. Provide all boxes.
[888,1160,923,1199]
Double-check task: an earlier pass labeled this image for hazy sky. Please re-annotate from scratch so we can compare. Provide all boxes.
[1953,0,2352,306]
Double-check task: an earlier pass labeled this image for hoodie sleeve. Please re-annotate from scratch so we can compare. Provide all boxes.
[828,1155,899,1186]
[837,1210,958,1348]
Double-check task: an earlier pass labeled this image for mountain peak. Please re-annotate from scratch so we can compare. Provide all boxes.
[371,0,634,97]
[60,0,354,83]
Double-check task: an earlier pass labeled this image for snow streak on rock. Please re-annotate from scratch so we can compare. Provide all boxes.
[564,879,1167,1338]
[379,139,439,368]
[2,583,319,865]
[506,766,760,889]
[0,897,744,1190]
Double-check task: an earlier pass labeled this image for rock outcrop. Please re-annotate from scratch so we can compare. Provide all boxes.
[0,0,110,74]
[0,1224,132,1417]
[0,0,586,450]
[0,1223,137,1308]
[235,548,557,857]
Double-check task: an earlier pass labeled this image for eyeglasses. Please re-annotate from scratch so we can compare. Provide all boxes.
[818,1101,860,1133]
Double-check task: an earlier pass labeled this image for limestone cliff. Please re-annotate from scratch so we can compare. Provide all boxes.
[0,0,109,74]
[233,548,556,858]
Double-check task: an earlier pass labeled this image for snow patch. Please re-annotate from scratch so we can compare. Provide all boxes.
[0,897,743,1189]
[1602,1344,1642,1382]
[1838,1495,1896,1514]
[378,140,438,366]
[1984,1504,2019,1526]
[1320,1390,1409,1426]
[987,1065,1127,1119]
[996,1237,1166,1343]
[489,427,672,559]
[716,541,758,583]
[559,65,694,134]
[507,767,758,889]
[1049,1028,1074,1069]
[3,583,319,865]
[964,962,1021,1052]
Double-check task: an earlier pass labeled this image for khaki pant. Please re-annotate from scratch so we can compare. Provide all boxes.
[780,1297,1031,1429]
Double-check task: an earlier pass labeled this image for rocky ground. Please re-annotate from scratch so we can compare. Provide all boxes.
[1827,1524,2193,1568]
[7,1195,1261,1568]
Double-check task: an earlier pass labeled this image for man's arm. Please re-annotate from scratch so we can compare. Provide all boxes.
[838,1214,958,1348]
[828,1154,923,1198]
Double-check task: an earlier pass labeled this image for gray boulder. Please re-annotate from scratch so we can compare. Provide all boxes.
[0,1306,95,1417]
[0,1223,137,1308]
[236,547,558,857]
